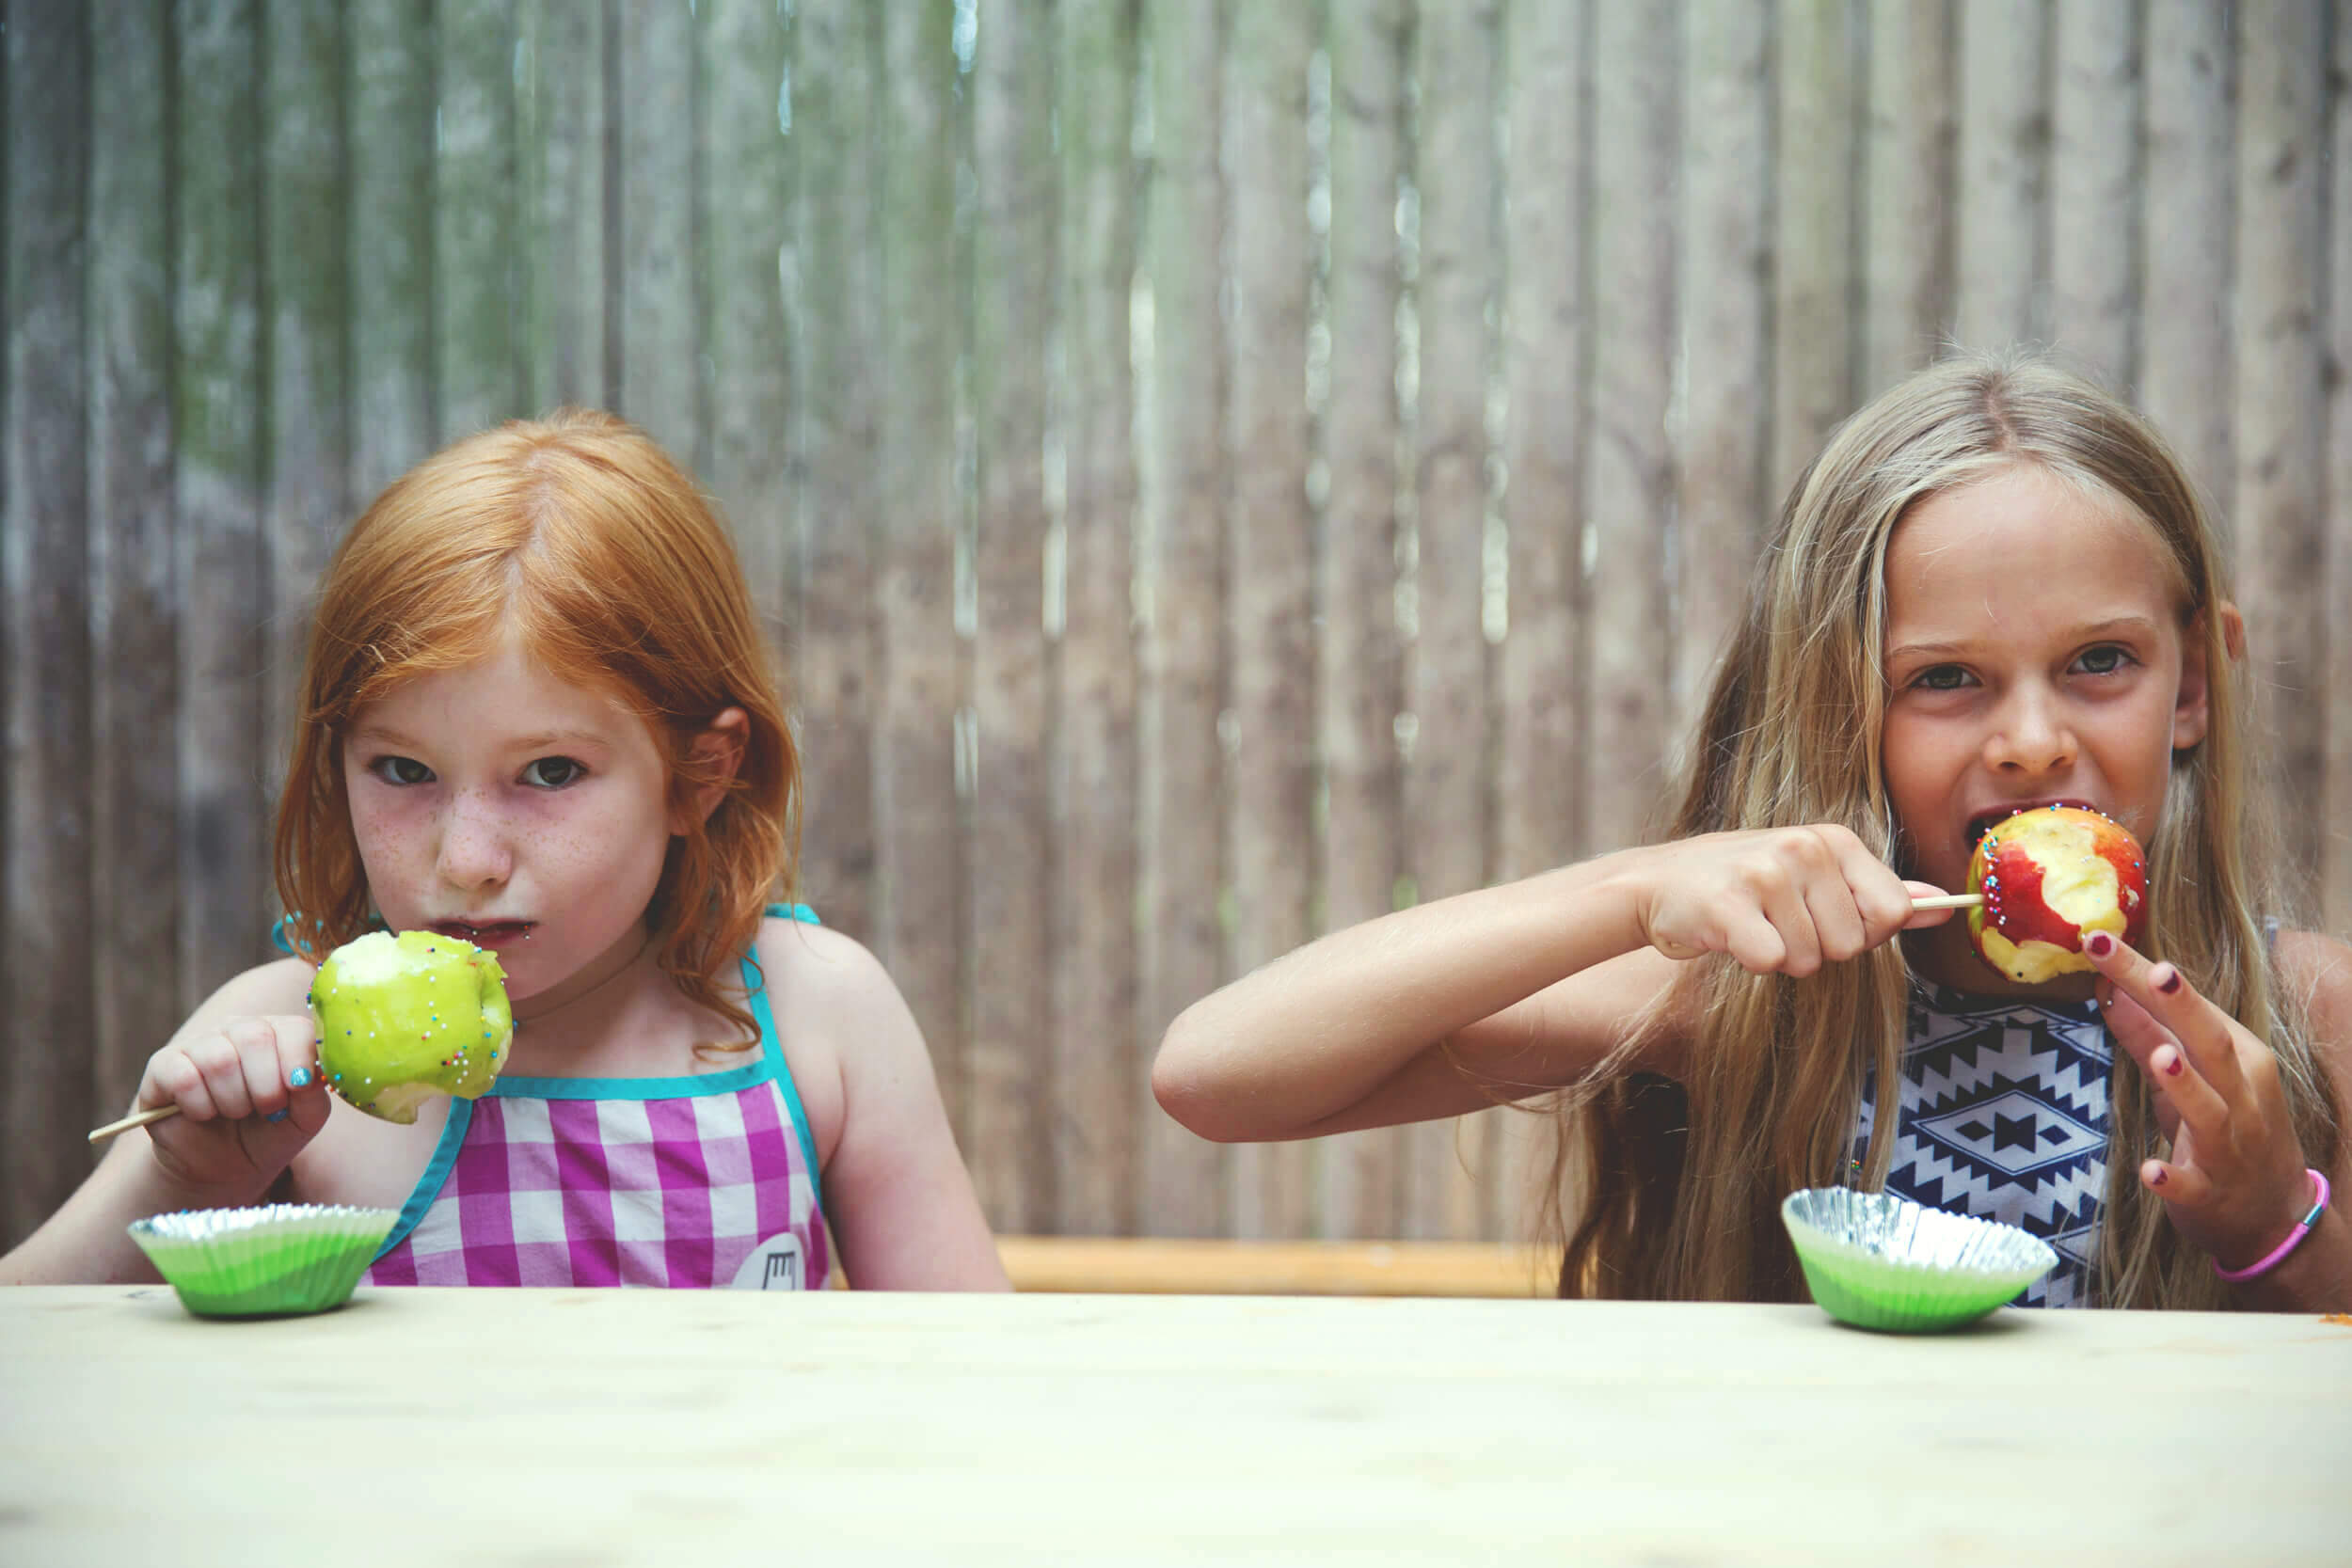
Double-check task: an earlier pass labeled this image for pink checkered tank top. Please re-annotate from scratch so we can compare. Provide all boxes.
[361,907,831,1290]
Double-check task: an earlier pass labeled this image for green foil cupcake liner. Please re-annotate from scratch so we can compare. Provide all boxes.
[1781,1187,2058,1334]
[128,1204,397,1319]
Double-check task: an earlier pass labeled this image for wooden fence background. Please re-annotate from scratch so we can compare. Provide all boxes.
[6,0,2352,1254]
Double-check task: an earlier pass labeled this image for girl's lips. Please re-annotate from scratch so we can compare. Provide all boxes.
[431,919,534,950]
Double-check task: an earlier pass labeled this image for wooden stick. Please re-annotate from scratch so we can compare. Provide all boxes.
[1909,893,1982,911]
[87,1104,181,1146]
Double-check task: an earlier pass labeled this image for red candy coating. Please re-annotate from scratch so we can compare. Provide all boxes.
[1965,805,2147,983]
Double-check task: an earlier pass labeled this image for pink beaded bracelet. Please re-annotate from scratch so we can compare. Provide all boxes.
[2213,1168,2330,1284]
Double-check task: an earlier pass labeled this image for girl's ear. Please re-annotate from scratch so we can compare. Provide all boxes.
[673,706,749,832]
[2172,602,2239,751]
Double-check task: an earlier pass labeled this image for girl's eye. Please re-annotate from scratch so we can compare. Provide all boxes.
[1911,664,1974,692]
[370,756,435,786]
[2074,643,2134,676]
[520,756,585,789]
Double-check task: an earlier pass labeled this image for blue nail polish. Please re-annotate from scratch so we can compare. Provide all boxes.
[289,1067,311,1088]
[266,1109,289,1123]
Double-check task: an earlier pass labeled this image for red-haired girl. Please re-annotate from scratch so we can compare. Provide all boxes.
[5,410,1006,1291]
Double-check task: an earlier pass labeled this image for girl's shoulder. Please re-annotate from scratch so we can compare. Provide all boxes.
[752,911,903,1014]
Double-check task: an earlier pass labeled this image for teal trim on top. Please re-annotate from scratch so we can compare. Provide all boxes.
[487,1056,771,1101]
[745,941,825,1224]
[374,1096,474,1260]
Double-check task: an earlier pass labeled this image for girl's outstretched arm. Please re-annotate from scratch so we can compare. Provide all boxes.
[0,960,328,1285]
[2090,929,2352,1309]
[1153,827,1947,1145]
[759,922,1009,1291]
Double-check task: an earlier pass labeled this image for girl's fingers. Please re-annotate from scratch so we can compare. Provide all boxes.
[2085,934,2248,1102]
[186,1034,255,1122]
[1756,872,1820,975]
[2139,1155,2211,1208]
[2139,1040,2234,1155]
[1802,876,1869,966]
[146,1053,216,1124]
[230,1019,292,1120]
[1720,909,1788,974]
[1898,879,1958,930]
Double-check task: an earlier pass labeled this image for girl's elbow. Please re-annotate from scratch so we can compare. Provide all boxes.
[1150,1025,1243,1143]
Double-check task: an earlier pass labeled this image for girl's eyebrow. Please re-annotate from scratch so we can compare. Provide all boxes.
[347,723,610,752]
[1888,614,2162,656]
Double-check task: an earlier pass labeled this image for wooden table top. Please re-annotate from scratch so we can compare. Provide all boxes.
[4,1286,2347,1565]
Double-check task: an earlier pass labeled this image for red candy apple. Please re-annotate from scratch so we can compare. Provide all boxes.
[1965,804,2147,984]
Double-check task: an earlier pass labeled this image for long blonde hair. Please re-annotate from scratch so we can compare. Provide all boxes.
[1550,349,2341,1307]
[275,409,800,1050]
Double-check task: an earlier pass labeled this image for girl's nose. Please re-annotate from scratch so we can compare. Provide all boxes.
[1983,686,2077,774]
[435,790,514,889]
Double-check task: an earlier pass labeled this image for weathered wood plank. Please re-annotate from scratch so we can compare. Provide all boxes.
[1585,0,1676,856]
[2327,8,2352,934]
[87,0,181,1149]
[1223,0,1315,1241]
[619,0,700,467]
[1405,0,1500,1243]
[2048,0,2137,390]
[969,0,1057,1233]
[787,0,879,946]
[874,3,967,1127]
[262,0,346,834]
[1141,0,1230,1238]
[701,0,794,632]
[2138,0,2233,507]
[1772,0,1858,502]
[348,0,435,503]
[1861,0,1953,393]
[519,0,611,413]
[1677,0,1768,740]
[1050,0,1140,1236]
[1316,0,1409,1240]
[1495,0,1588,1248]
[2,0,94,1245]
[175,0,269,1012]
[1954,0,2047,350]
[437,0,522,443]
[2231,3,2326,897]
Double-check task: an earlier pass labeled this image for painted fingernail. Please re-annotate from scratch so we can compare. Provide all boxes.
[2151,1167,2168,1186]
[2163,1053,2184,1077]
[266,1109,289,1123]
[2085,930,2115,958]
[289,1067,311,1088]
[2156,967,2183,994]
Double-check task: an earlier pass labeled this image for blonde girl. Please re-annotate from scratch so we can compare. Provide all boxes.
[4,410,1007,1291]
[1154,351,2349,1310]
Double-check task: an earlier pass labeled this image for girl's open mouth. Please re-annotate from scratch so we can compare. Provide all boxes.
[429,919,535,951]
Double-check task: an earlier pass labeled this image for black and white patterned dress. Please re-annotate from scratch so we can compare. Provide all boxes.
[1852,983,2112,1307]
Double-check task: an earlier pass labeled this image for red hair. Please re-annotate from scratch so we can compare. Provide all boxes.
[274,408,799,1049]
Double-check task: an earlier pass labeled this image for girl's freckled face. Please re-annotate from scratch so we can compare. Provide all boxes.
[1879,465,2204,990]
[342,641,679,1005]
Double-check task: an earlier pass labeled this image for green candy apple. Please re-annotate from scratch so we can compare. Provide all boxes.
[310,929,514,1123]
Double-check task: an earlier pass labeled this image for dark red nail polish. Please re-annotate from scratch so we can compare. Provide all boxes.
[2086,930,2114,958]
[2164,1054,2184,1076]
[2151,1168,2168,1186]
[2157,969,2182,994]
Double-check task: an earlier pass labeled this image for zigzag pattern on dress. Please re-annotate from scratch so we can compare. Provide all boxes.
[1852,983,2111,1308]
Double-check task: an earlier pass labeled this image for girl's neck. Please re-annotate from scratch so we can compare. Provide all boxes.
[503,926,699,1076]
